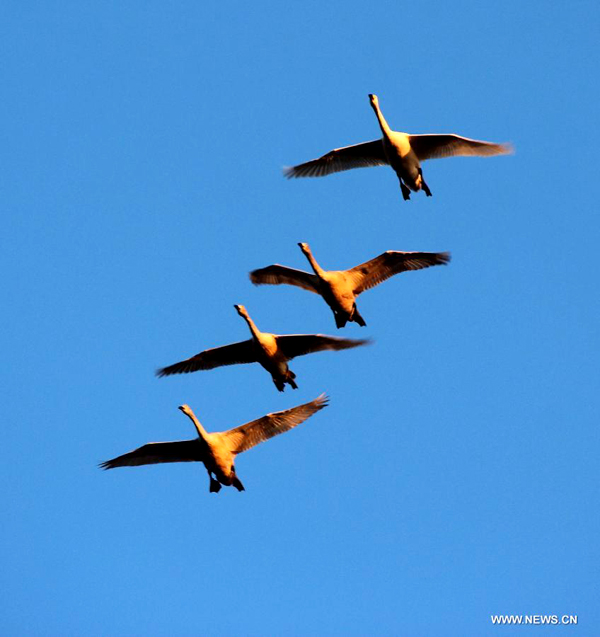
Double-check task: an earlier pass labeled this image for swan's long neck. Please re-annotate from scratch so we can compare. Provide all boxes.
[241,312,262,340]
[371,101,392,137]
[303,248,326,278]
[181,407,209,441]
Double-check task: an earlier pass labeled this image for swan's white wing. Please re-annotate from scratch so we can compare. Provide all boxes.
[249,265,320,294]
[348,251,451,295]
[100,440,201,469]
[284,140,387,178]
[221,395,329,455]
[275,334,370,360]
[409,134,513,161]
[156,340,256,377]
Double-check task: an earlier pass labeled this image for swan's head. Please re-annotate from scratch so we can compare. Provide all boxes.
[297,242,311,254]
[179,404,204,434]
[234,304,248,317]
[368,94,379,107]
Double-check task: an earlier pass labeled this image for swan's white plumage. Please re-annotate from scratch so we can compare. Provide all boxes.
[284,94,512,198]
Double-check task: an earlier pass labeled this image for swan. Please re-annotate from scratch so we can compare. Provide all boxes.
[157,305,369,391]
[284,94,512,200]
[100,395,328,493]
[250,243,450,328]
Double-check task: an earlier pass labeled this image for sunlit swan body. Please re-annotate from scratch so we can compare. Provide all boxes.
[157,305,369,391]
[100,395,328,493]
[285,94,512,200]
[251,243,450,328]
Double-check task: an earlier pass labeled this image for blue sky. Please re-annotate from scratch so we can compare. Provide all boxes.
[1,1,598,635]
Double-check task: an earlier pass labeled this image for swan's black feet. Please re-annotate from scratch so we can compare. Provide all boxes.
[422,182,432,197]
[334,312,348,329]
[350,304,366,327]
[401,183,411,200]
[286,370,298,390]
[232,476,245,492]
[209,478,222,493]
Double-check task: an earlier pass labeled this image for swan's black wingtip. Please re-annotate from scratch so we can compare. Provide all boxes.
[315,393,330,409]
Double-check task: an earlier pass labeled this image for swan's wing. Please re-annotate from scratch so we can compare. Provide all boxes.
[100,440,201,469]
[348,251,451,295]
[275,334,370,360]
[221,394,329,455]
[249,265,320,294]
[156,340,256,377]
[409,134,513,161]
[284,140,387,178]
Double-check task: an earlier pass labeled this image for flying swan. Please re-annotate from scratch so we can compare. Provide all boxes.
[100,395,329,493]
[285,93,512,200]
[157,305,369,391]
[251,243,450,327]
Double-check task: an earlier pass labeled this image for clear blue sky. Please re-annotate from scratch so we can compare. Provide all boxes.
[1,2,598,635]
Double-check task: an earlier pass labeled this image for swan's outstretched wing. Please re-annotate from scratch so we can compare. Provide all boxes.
[284,140,387,178]
[249,265,320,294]
[221,395,329,455]
[275,334,370,359]
[409,134,512,161]
[100,440,200,469]
[156,340,256,377]
[347,251,451,295]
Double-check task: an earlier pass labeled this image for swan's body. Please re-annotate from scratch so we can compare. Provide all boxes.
[284,94,512,200]
[251,243,450,328]
[100,396,328,493]
[157,305,369,391]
